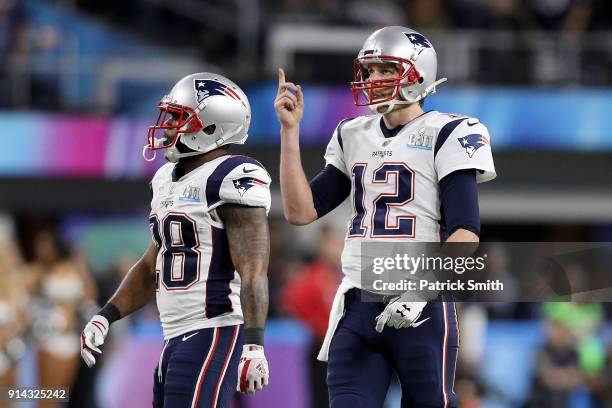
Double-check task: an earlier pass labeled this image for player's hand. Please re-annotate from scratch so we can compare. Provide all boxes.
[80,315,109,367]
[274,68,304,129]
[237,344,269,395]
[375,297,427,333]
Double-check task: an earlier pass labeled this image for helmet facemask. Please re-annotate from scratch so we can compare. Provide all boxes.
[147,100,204,152]
[351,55,422,110]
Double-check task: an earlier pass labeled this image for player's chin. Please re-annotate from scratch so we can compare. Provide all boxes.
[162,130,179,144]
[375,104,391,114]
[376,101,406,114]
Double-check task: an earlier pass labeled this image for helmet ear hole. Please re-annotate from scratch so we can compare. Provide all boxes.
[203,124,216,135]
[418,77,424,84]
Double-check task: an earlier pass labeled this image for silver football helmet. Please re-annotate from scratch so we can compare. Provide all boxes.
[351,26,447,113]
[144,72,251,162]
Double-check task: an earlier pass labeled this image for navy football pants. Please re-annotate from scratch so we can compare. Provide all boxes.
[153,325,243,408]
[327,289,459,408]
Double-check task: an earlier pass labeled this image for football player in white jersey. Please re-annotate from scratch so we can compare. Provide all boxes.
[80,73,271,406]
[275,26,496,407]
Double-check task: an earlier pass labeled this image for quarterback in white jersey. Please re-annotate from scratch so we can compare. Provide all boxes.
[81,73,271,406]
[324,111,495,289]
[276,26,495,408]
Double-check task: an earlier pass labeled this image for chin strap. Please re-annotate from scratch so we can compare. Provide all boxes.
[375,99,412,114]
[213,124,245,148]
[418,77,447,100]
[164,147,205,163]
[371,77,448,114]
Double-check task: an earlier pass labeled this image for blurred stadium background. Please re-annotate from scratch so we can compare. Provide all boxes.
[0,0,611,407]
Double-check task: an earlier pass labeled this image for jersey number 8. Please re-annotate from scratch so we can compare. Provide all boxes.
[149,213,201,289]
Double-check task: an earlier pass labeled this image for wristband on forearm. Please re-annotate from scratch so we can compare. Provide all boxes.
[244,328,264,346]
[98,302,121,324]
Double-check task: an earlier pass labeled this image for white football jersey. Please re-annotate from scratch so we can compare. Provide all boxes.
[324,110,496,288]
[149,155,271,340]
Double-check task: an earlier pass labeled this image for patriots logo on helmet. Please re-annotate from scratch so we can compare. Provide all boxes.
[233,177,265,197]
[194,79,243,104]
[458,134,488,158]
[404,33,431,49]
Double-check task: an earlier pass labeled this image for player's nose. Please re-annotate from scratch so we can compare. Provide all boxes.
[162,126,178,144]
[369,72,382,81]
[164,116,178,126]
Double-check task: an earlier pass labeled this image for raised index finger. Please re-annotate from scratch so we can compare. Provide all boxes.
[278,68,286,91]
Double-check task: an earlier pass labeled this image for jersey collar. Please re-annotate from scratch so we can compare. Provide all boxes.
[379,118,405,138]
[171,162,185,182]
[378,110,435,139]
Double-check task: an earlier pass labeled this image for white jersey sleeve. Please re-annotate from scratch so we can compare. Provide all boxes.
[435,117,496,183]
[323,118,353,176]
[218,163,272,211]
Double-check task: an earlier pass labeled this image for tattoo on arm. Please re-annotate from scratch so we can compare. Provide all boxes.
[218,204,270,329]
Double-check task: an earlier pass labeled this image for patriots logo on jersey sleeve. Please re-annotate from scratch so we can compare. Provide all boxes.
[404,33,431,48]
[233,177,266,197]
[458,134,489,158]
[194,79,243,104]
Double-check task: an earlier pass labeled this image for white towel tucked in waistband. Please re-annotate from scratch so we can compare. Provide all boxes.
[317,280,355,362]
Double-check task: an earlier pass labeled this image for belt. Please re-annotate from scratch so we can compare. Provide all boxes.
[347,288,453,303]
[346,288,396,304]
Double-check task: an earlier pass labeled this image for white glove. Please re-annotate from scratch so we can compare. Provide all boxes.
[80,315,109,368]
[237,344,269,395]
[375,297,427,333]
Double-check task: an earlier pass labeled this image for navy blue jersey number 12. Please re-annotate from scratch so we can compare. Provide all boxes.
[348,162,415,238]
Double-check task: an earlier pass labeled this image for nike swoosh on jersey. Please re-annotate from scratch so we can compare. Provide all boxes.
[242,167,258,173]
[182,332,199,341]
[411,317,431,328]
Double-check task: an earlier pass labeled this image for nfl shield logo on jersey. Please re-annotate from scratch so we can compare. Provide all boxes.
[458,134,488,158]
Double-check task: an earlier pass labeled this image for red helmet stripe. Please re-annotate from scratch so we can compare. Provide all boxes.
[224,87,248,109]
[224,87,240,100]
